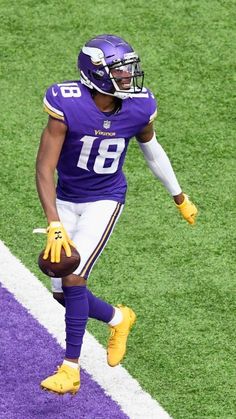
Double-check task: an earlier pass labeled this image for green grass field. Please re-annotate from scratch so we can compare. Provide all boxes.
[1,1,235,417]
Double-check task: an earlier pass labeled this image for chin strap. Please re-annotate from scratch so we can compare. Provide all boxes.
[113,91,131,100]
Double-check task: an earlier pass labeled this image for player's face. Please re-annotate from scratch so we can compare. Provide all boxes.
[110,64,133,90]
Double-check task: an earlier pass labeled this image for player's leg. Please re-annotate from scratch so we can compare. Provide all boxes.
[44,199,135,392]
[42,200,120,394]
[51,200,122,323]
[41,201,84,394]
[72,200,123,325]
[53,285,114,322]
[56,199,136,367]
[41,274,86,394]
[53,288,115,322]
[41,273,89,394]
[71,200,136,367]
[53,286,136,368]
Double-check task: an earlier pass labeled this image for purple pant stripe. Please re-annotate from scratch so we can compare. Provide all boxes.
[0,283,128,419]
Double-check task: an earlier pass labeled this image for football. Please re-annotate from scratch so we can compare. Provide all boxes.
[38,246,81,277]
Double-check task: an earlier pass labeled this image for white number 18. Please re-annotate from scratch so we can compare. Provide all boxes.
[77,136,125,174]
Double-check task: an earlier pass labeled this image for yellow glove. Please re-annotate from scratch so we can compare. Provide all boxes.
[43,221,75,263]
[175,194,198,225]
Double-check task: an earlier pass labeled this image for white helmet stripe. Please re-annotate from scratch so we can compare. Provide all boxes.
[82,46,104,62]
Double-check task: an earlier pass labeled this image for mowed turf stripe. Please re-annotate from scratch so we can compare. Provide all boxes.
[0,239,171,419]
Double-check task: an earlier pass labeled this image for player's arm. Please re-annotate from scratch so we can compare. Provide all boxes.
[36,116,66,222]
[136,122,197,224]
[36,117,74,261]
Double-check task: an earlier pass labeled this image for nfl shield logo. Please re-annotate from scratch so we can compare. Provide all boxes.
[103,120,111,129]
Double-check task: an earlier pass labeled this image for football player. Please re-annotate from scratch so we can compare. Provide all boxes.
[36,34,197,395]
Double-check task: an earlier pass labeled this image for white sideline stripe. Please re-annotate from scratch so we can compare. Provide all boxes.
[0,240,171,419]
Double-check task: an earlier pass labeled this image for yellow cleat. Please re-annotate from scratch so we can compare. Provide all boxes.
[107,305,136,367]
[41,364,80,395]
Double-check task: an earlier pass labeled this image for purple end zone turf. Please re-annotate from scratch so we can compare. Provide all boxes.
[0,283,129,419]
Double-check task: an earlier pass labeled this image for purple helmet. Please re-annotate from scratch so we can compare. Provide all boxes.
[78,34,144,99]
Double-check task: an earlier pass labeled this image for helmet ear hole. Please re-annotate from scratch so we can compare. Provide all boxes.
[92,71,103,81]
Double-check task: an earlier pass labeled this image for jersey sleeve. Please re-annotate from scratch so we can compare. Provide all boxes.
[43,84,67,124]
[147,89,158,123]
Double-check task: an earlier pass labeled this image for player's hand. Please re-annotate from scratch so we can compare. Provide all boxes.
[43,221,75,263]
[175,194,198,225]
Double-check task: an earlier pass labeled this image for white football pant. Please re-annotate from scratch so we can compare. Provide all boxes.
[51,199,124,292]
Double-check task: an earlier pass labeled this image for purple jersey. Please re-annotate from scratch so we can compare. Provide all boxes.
[43,81,157,203]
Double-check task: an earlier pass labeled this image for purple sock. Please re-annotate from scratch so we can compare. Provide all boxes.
[62,285,89,359]
[86,289,114,323]
[54,289,113,323]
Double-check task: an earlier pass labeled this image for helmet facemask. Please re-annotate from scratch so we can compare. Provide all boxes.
[108,57,144,97]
